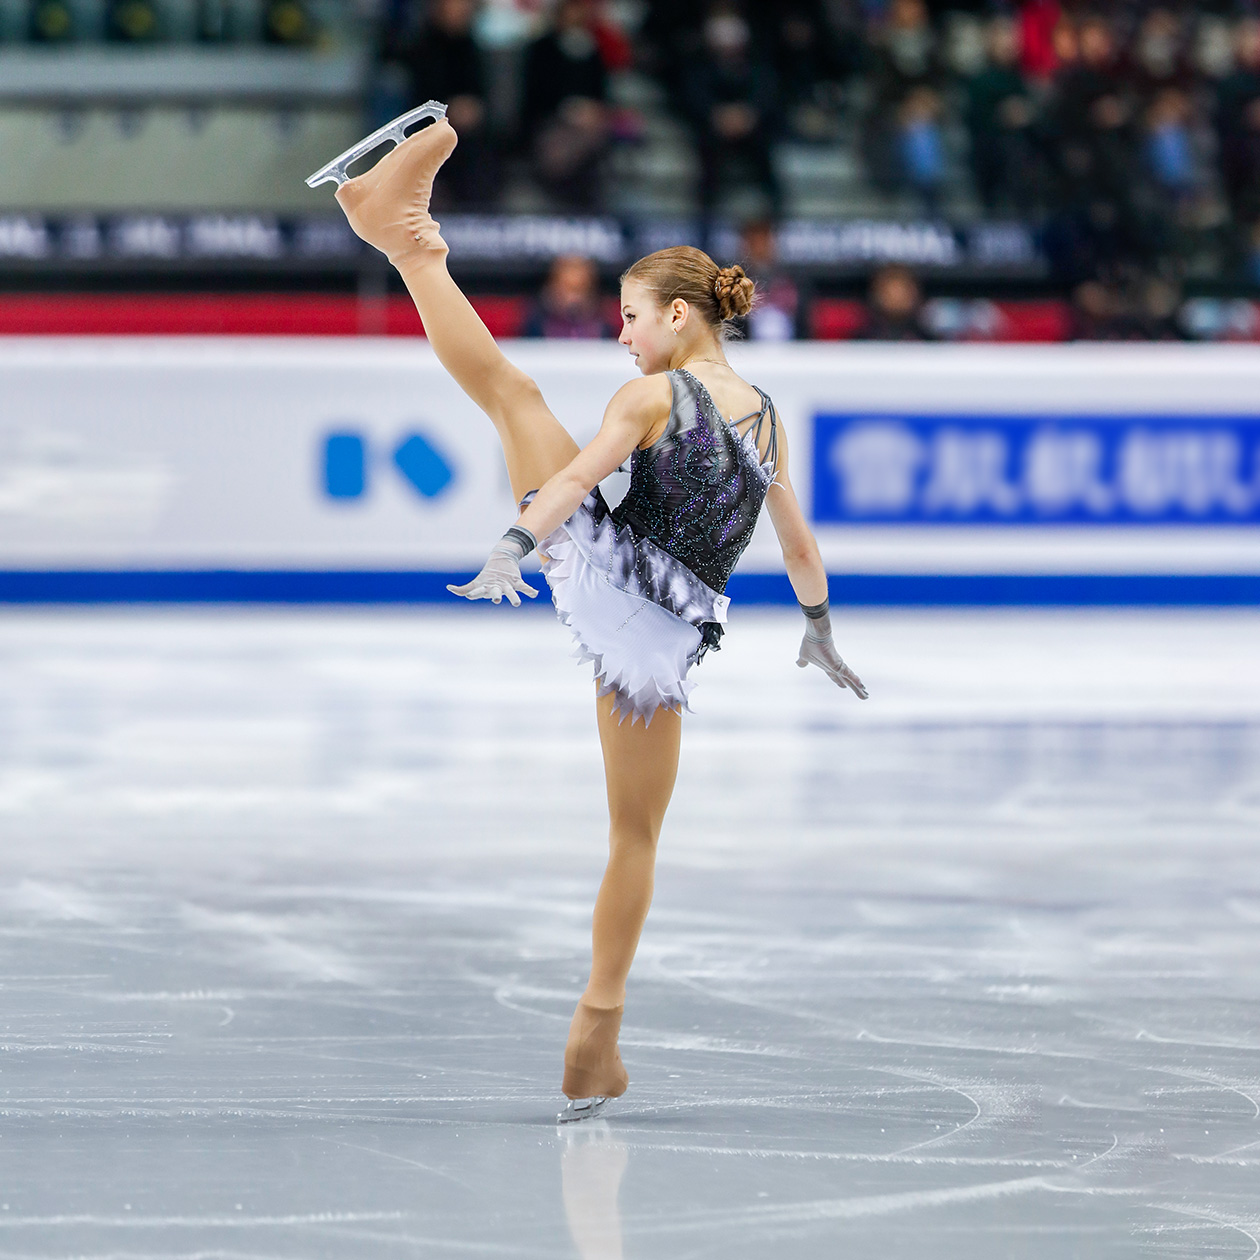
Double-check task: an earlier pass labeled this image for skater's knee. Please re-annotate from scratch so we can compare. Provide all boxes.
[608,814,661,854]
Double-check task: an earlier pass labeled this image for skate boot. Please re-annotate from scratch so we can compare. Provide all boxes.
[559,1001,629,1122]
[310,104,457,270]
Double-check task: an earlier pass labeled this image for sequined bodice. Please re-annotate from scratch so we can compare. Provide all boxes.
[612,368,778,593]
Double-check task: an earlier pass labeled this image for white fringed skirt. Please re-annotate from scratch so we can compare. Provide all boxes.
[526,491,730,726]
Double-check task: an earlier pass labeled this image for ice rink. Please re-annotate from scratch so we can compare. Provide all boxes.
[1,605,1259,1259]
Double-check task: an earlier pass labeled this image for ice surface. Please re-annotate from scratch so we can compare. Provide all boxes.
[0,607,1258,1258]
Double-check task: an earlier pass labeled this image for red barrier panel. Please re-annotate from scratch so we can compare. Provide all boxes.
[0,293,1089,341]
[993,301,1074,342]
[0,294,531,338]
[810,297,1076,342]
[809,299,866,341]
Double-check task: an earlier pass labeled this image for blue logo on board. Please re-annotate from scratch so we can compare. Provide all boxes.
[812,414,1260,524]
[322,430,455,502]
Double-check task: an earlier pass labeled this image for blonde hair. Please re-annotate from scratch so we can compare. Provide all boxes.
[621,246,755,332]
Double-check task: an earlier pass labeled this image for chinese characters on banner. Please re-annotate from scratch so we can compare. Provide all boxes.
[812,415,1260,524]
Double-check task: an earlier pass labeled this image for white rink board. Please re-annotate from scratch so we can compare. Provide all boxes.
[1,338,1259,575]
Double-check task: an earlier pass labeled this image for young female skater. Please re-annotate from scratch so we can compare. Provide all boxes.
[325,114,866,1122]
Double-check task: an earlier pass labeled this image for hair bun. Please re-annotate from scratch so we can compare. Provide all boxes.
[714,264,755,321]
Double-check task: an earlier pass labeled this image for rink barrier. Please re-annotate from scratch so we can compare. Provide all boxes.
[0,571,1257,606]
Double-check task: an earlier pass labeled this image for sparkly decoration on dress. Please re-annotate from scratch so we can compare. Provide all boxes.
[529,369,779,724]
[613,370,778,593]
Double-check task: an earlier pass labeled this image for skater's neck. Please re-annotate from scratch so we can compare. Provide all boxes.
[671,334,728,374]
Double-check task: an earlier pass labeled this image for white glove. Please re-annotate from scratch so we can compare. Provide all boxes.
[447,528,539,607]
[795,600,868,699]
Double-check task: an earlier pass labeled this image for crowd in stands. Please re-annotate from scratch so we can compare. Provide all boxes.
[372,0,1260,336]
[13,0,1260,338]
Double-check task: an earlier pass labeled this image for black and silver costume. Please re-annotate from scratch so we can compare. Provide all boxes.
[528,368,779,724]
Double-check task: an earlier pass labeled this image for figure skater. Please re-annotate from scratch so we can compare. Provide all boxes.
[319,112,866,1123]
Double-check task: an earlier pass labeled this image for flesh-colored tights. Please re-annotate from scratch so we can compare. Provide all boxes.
[335,124,674,1093]
[395,250,680,1078]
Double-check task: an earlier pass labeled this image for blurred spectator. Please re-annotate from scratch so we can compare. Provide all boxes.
[106,0,161,42]
[733,219,800,341]
[1129,8,1193,103]
[854,264,932,340]
[1070,278,1130,339]
[1018,0,1061,84]
[896,86,947,213]
[1053,15,1125,145]
[589,4,635,74]
[28,0,75,41]
[522,0,612,210]
[767,1,851,141]
[1143,88,1199,201]
[868,0,944,107]
[1134,275,1184,340]
[864,0,946,197]
[1216,19,1260,224]
[1071,273,1184,340]
[965,16,1043,214]
[522,256,617,339]
[1047,16,1144,267]
[397,0,497,208]
[679,1,782,218]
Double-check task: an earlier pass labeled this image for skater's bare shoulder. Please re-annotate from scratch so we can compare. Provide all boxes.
[554,375,671,495]
[601,374,672,450]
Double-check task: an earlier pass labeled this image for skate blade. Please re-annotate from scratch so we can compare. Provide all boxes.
[557,1096,609,1125]
[305,100,447,189]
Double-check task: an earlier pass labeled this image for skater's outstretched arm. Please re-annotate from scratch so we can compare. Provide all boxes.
[765,424,868,699]
[515,376,670,543]
[447,377,669,605]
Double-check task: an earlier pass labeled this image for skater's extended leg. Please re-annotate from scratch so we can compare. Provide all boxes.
[334,120,579,500]
[561,694,681,1101]
[397,259,579,501]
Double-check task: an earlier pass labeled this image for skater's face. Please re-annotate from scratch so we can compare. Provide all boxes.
[619,279,684,374]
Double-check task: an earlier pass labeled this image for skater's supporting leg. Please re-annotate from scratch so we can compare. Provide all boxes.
[561,692,681,1100]
[586,693,682,1008]
[334,119,579,500]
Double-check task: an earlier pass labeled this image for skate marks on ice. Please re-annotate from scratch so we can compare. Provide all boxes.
[0,610,1258,1257]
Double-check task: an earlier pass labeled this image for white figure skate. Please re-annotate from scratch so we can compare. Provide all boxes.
[305,101,448,190]
[557,1096,610,1125]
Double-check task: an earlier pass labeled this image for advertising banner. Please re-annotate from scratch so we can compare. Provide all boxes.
[1,340,1258,602]
[813,414,1260,525]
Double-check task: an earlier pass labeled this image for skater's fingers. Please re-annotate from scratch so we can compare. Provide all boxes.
[503,586,521,607]
[796,656,808,668]
[515,578,539,599]
[449,580,492,601]
[842,668,869,700]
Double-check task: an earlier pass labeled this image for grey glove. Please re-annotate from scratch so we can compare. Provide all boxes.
[796,599,868,699]
[447,527,539,607]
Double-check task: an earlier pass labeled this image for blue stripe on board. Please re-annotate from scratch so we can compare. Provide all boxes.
[0,571,1257,605]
